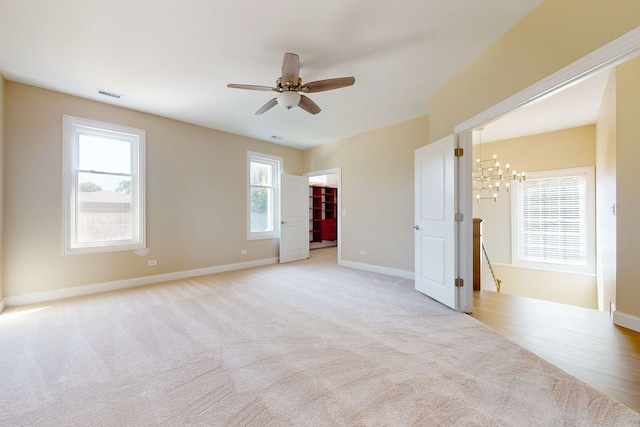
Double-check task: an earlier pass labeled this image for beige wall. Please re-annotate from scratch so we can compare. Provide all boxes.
[303,117,428,273]
[473,126,597,309]
[0,74,4,301]
[491,265,597,309]
[595,70,617,312]
[3,82,303,297]
[429,0,640,142]
[616,56,640,318]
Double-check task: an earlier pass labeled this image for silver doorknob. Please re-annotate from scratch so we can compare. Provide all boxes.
[414,225,420,230]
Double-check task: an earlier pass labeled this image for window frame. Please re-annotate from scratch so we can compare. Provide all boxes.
[247,151,282,240]
[62,115,146,254]
[511,166,595,274]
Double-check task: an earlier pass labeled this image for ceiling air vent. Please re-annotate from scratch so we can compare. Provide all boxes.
[97,89,122,99]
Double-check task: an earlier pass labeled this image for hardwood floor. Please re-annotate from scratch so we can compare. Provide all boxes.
[470,290,640,413]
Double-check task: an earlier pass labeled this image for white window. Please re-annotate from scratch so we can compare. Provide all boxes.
[512,167,595,273]
[248,152,282,240]
[63,115,145,254]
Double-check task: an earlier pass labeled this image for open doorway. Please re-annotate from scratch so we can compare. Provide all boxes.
[470,70,608,310]
[443,29,640,407]
[305,168,342,265]
[456,28,640,315]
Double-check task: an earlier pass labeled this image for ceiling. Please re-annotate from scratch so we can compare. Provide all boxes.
[480,69,610,143]
[0,0,545,150]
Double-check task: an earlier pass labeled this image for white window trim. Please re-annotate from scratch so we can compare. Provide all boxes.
[247,151,282,240]
[63,115,146,254]
[511,166,595,274]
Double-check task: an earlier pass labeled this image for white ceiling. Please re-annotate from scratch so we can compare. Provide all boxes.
[479,69,610,143]
[0,0,544,150]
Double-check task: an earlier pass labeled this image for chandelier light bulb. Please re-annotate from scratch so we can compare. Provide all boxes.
[473,129,524,202]
[473,158,525,200]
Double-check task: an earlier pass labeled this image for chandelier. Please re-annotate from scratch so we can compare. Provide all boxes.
[473,129,526,202]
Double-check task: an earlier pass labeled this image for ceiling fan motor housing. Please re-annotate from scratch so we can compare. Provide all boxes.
[277,77,302,92]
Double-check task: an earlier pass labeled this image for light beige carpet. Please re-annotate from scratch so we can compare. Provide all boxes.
[1,248,639,426]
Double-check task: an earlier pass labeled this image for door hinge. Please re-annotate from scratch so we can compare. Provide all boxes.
[455,278,464,287]
[454,148,464,157]
[455,213,464,222]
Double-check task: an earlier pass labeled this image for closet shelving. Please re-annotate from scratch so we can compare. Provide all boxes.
[309,185,337,248]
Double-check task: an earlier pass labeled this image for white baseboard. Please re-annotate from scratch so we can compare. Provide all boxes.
[0,297,5,314]
[613,310,640,333]
[340,260,414,280]
[4,257,279,307]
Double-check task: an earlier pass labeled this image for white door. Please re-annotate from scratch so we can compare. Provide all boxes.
[414,135,457,309]
[280,173,310,263]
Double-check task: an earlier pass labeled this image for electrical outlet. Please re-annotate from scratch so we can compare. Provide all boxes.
[241,250,247,255]
[148,260,158,266]
[359,250,366,256]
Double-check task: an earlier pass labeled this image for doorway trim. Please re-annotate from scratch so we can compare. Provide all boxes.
[453,26,640,316]
[305,167,342,265]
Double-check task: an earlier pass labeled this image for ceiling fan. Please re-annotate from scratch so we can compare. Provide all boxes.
[227,53,355,115]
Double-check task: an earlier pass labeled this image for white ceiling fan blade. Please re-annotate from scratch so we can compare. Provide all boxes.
[301,77,355,93]
[255,98,278,115]
[298,95,321,115]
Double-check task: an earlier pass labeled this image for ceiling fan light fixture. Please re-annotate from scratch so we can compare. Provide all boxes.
[277,91,301,109]
[228,53,355,115]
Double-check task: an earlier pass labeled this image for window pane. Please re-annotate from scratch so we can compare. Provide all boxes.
[77,172,132,243]
[247,152,281,240]
[250,187,273,232]
[79,134,131,174]
[77,170,131,193]
[64,115,145,253]
[250,162,272,186]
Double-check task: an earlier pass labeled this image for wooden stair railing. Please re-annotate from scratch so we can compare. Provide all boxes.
[473,218,483,290]
[482,242,502,293]
[473,217,502,293]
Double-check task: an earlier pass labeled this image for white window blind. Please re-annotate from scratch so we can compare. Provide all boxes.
[512,167,594,273]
